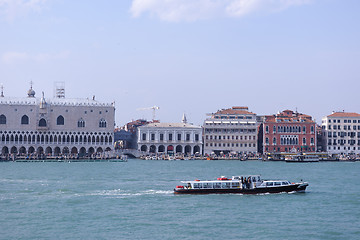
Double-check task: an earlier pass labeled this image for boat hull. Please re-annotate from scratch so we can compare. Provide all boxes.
[174,183,308,195]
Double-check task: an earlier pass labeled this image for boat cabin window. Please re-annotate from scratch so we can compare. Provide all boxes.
[232,182,240,188]
[274,182,281,186]
[224,182,231,188]
[193,183,201,189]
[282,181,289,185]
[266,182,274,186]
[203,183,213,189]
[214,182,221,188]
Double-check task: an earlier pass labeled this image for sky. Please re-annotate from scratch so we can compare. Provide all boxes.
[0,0,359,127]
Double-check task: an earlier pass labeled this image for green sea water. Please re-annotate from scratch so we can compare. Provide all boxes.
[1,160,359,240]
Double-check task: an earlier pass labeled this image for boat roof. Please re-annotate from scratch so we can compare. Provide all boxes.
[181,175,261,183]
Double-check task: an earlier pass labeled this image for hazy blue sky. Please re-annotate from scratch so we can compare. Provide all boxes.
[1,0,359,126]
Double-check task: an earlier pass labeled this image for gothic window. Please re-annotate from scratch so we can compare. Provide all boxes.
[99,119,107,128]
[78,118,85,128]
[57,115,64,125]
[39,118,47,127]
[21,115,29,125]
[0,114,6,124]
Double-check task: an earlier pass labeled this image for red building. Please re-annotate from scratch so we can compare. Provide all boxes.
[263,110,316,153]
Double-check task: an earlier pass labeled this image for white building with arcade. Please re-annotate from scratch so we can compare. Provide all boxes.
[0,83,115,157]
[137,116,202,155]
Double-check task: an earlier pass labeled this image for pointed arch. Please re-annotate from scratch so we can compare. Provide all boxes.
[21,115,29,125]
[99,118,107,128]
[78,118,85,128]
[0,114,6,124]
[39,118,47,127]
[57,115,64,125]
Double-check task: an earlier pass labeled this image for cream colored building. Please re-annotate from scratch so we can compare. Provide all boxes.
[0,84,115,157]
[203,106,258,155]
[137,117,202,155]
[322,111,360,154]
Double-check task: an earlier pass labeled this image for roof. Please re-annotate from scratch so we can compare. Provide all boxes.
[264,110,314,123]
[0,96,114,107]
[139,122,201,129]
[214,106,254,115]
[327,112,360,118]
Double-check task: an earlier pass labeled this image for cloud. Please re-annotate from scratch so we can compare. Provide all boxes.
[130,0,311,22]
[1,50,70,64]
[0,0,47,21]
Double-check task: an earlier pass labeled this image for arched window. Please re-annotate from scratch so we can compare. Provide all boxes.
[39,118,47,127]
[57,115,64,125]
[99,119,107,128]
[0,114,6,124]
[21,115,29,125]
[78,118,85,128]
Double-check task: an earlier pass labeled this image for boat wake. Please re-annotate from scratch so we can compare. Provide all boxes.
[87,189,173,198]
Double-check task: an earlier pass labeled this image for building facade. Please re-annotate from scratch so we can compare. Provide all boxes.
[0,85,115,157]
[321,112,360,154]
[137,121,202,155]
[263,110,316,153]
[203,107,258,155]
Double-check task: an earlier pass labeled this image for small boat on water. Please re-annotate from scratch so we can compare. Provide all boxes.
[174,175,308,194]
[286,153,319,163]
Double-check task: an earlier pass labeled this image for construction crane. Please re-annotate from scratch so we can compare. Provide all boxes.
[137,106,160,121]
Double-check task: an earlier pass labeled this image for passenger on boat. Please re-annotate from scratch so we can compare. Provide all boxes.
[247,177,251,189]
[187,183,191,189]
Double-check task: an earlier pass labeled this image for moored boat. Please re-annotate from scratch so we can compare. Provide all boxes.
[174,175,308,194]
[286,153,319,163]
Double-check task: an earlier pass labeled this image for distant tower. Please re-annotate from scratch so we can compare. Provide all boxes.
[27,81,35,98]
[0,84,4,97]
[54,82,65,98]
[182,113,187,124]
